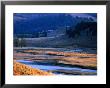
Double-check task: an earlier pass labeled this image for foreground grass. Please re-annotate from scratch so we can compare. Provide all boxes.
[13,61,53,76]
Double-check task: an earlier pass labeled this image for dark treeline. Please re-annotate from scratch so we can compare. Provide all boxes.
[66,21,97,38]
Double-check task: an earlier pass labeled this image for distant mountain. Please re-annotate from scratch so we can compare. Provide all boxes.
[14,13,97,34]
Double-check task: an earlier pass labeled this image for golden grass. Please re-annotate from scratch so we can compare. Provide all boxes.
[14,49,97,70]
[45,51,96,57]
[13,61,53,76]
[59,57,97,68]
[22,49,96,58]
[23,50,45,54]
[43,51,96,69]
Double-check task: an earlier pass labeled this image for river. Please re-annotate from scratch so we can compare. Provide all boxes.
[16,59,97,75]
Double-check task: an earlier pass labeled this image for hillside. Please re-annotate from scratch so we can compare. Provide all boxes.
[14,13,96,34]
[13,61,53,75]
[21,33,96,48]
[14,13,97,48]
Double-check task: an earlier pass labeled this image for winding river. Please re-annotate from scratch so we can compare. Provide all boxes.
[16,59,97,75]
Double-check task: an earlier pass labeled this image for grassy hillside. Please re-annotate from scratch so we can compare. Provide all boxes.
[13,61,53,75]
[22,34,96,48]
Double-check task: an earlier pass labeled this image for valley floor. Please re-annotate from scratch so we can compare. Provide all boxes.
[14,47,97,75]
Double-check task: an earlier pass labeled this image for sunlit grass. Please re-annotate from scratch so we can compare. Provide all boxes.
[13,61,53,76]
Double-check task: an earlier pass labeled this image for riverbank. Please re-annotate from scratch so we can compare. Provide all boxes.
[13,61,53,75]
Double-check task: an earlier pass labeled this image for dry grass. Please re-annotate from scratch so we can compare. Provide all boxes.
[58,57,97,69]
[14,49,97,70]
[23,50,45,54]
[45,51,96,57]
[45,51,97,69]
[13,61,53,76]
